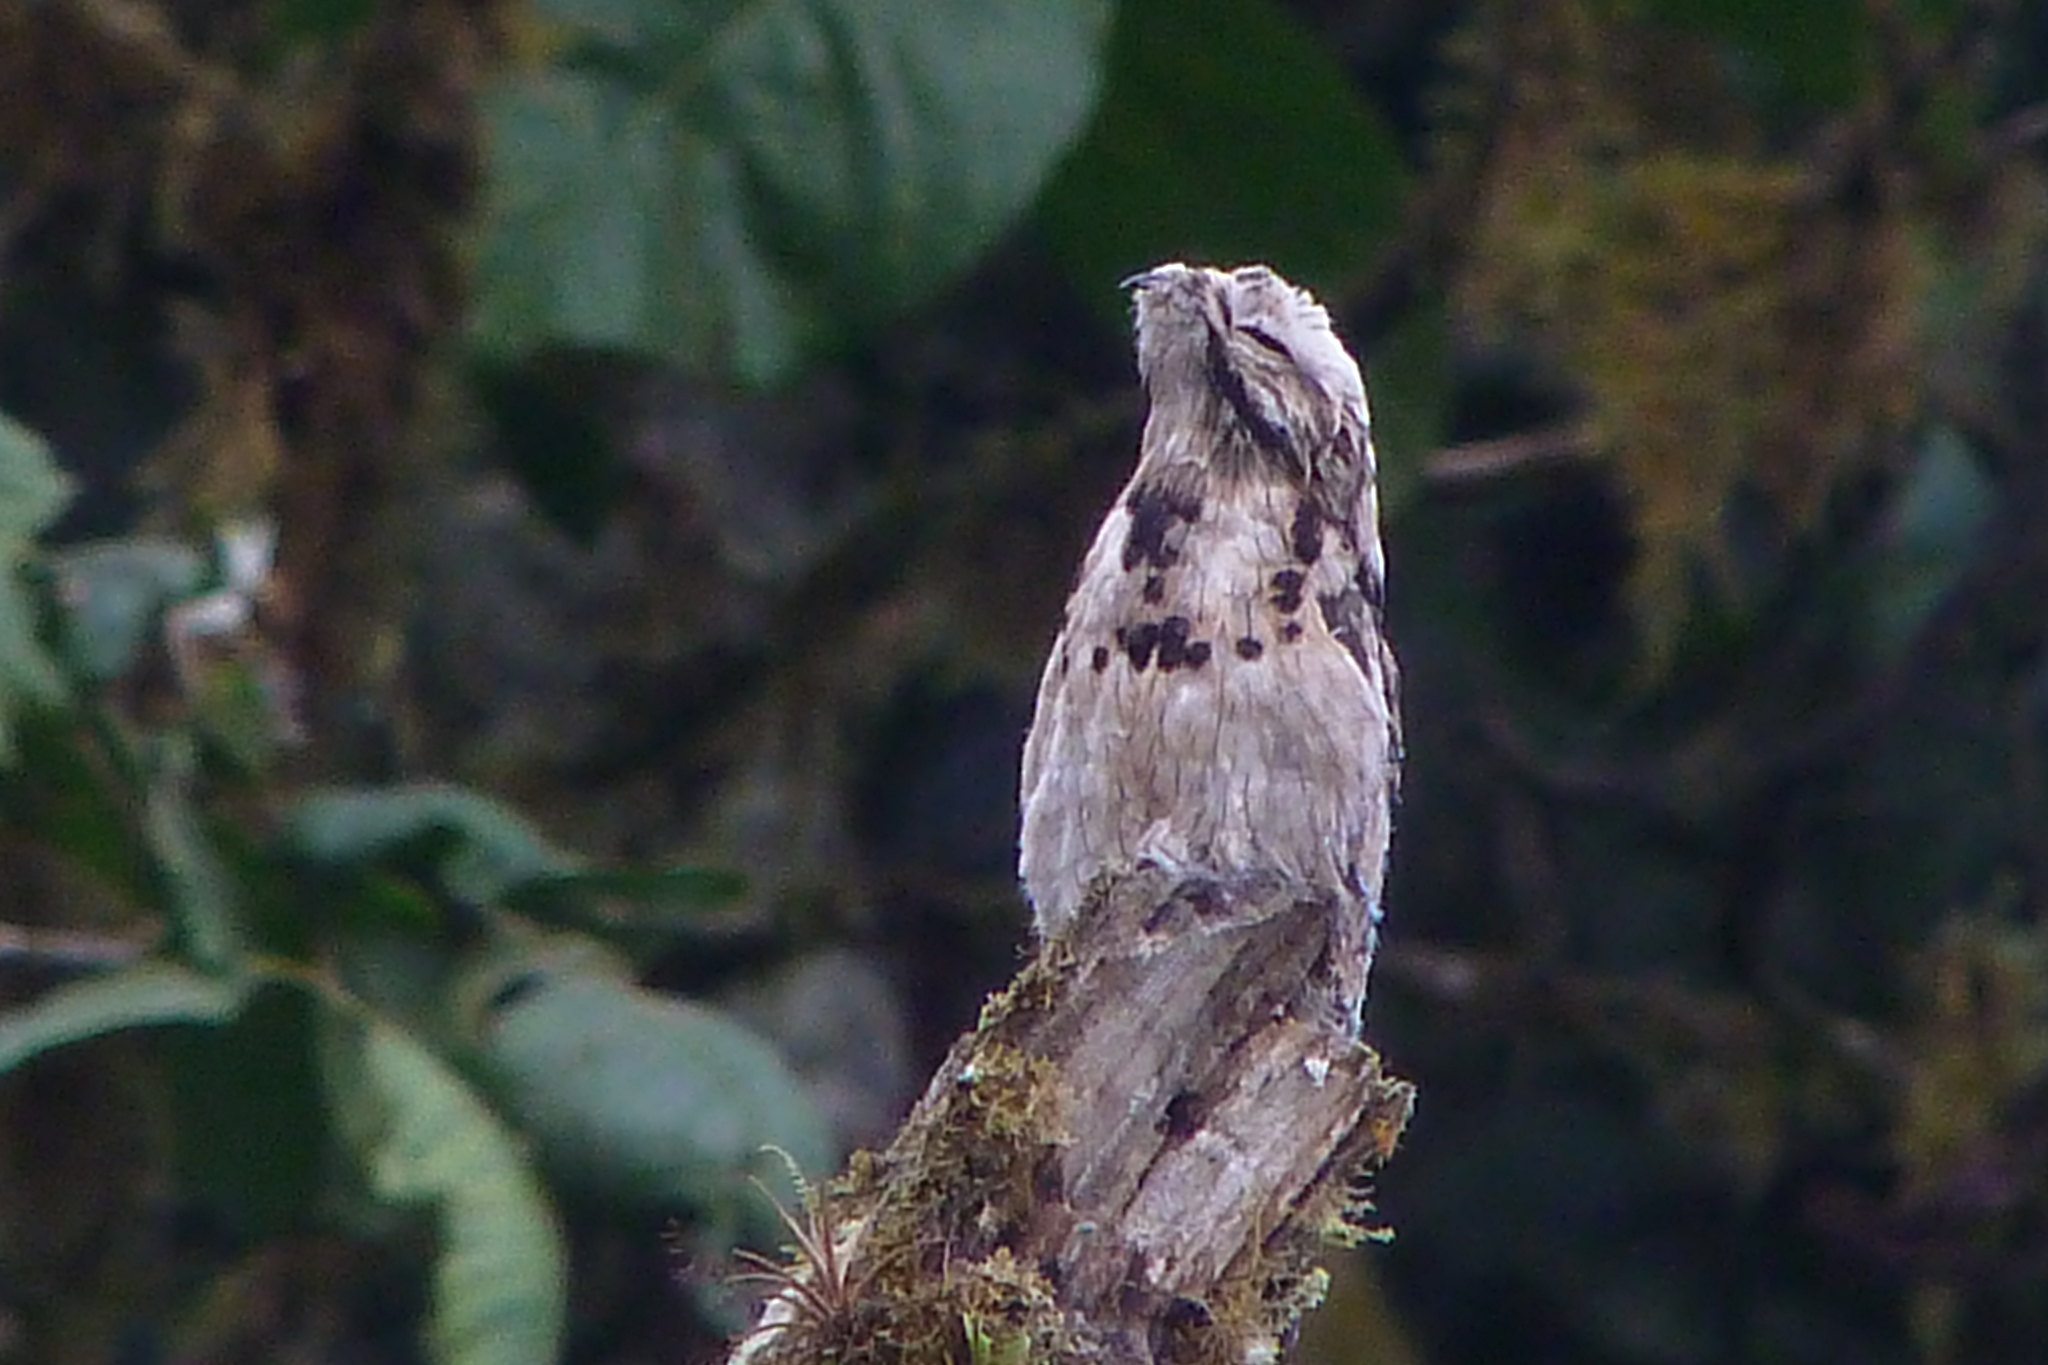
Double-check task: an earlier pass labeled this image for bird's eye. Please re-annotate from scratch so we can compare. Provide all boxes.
[1240,325,1292,359]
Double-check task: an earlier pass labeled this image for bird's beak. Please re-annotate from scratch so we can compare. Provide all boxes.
[1120,263,1183,293]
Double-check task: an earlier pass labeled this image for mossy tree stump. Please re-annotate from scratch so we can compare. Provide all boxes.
[732,864,1412,1365]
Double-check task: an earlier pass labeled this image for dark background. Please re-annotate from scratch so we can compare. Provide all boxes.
[3,1,2048,1363]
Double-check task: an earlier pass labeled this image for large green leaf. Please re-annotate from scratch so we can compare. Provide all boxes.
[0,708,150,905]
[283,784,572,904]
[502,865,748,928]
[468,963,833,1217]
[326,1006,567,1365]
[48,538,206,683]
[1036,0,1408,308]
[473,0,1114,385]
[0,960,244,1077]
[0,411,70,547]
[0,412,73,762]
[285,783,745,926]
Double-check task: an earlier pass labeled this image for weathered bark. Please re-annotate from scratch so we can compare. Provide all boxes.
[732,865,1412,1365]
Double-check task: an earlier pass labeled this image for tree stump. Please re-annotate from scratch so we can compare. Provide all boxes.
[731,864,1412,1365]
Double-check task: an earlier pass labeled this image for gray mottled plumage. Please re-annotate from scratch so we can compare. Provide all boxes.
[1018,263,1400,1002]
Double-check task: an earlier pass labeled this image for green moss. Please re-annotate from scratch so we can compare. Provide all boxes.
[740,1031,1082,1364]
[975,939,1072,1031]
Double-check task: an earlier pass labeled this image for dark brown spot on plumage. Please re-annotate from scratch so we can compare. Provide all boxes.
[1290,499,1323,564]
[1185,640,1211,669]
[1090,645,1110,673]
[1235,636,1264,660]
[1155,615,1193,671]
[1270,569,1305,613]
[1118,621,1161,671]
[1121,483,1203,573]
[1280,620,1303,642]
[1143,574,1165,604]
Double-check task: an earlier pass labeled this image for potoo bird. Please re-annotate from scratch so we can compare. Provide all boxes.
[1018,263,1400,1006]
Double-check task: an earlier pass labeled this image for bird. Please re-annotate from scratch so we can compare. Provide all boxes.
[1017,262,1400,1011]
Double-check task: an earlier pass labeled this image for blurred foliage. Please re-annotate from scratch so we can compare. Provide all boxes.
[4,1,2048,1365]
[1451,0,1928,661]
[0,416,71,758]
[477,0,1113,383]
[0,423,827,1365]
[1036,0,1408,306]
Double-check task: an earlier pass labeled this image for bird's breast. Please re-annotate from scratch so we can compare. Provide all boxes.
[1019,471,1396,932]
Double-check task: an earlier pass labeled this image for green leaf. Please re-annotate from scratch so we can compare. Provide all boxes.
[142,735,246,974]
[0,709,150,905]
[0,412,71,543]
[1036,0,1407,309]
[283,784,573,904]
[502,865,748,925]
[474,0,1114,385]
[0,412,74,762]
[470,965,833,1216]
[326,1006,567,1365]
[49,538,206,682]
[0,960,244,1077]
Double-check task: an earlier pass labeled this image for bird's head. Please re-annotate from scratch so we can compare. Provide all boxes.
[1124,263,1371,494]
